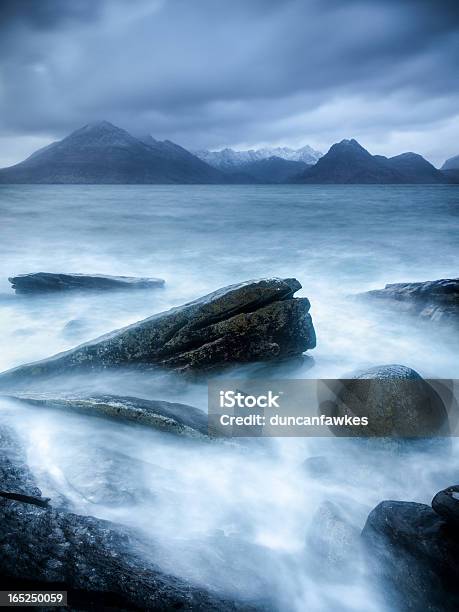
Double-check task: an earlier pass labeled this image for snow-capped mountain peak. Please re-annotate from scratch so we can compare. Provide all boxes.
[193,145,323,169]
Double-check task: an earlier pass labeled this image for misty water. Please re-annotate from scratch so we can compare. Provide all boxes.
[1,184,458,610]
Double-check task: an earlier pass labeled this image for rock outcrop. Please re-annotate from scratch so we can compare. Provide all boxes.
[0,278,316,386]
[9,272,165,294]
[5,394,209,437]
[362,496,459,612]
[359,278,459,323]
[0,424,262,610]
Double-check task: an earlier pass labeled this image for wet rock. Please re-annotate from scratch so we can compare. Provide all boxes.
[9,272,165,294]
[0,424,264,610]
[362,499,459,612]
[5,394,209,437]
[0,277,316,385]
[432,485,459,527]
[358,278,459,323]
[0,425,42,497]
[318,364,449,438]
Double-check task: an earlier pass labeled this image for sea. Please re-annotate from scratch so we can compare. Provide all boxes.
[0,184,458,611]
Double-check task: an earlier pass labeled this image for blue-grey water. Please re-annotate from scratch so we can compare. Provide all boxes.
[0,185,458,611]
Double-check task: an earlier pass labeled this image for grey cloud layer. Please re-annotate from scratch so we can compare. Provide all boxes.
[0,0,458,165]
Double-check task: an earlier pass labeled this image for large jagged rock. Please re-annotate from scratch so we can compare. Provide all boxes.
[0,424,264,610]
[9,272,165,294]
[359,278,459,323]
[362,499,459,612]
[5,394,209,438]
[0,277,315,386]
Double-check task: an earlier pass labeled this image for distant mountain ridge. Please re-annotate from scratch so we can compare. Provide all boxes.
[297,139,450,184]
[0,121,227,184]
[230,157,308,183]
[0,122,457,184]
[440,154,459,183]
[194,145,323,169]
[441,154,459,170]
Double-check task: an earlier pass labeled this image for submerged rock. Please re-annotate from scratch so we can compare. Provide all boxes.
[0,277,316,385]
[9,272,165,294]
[52,444,165,507]
[62,318,92,339]
[6,394,209,437]
[358,278,459,323]
[306,501,361,577]
[318,364,449,438]
[0,425,262,611]
[362,498,459,611]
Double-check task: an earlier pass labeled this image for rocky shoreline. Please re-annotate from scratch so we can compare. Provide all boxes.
[1,273,458,609]
[0,425,265,611]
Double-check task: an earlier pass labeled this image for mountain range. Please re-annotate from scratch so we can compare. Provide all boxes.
[0,121,226,184]
[297,139,449,184]
[193,145,323,169]
[0,121,457,185]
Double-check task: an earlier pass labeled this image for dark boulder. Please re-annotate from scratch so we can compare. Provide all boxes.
[358,278,459,324]
[0,424,264,610]
[0,277,316,386]
[362,499,459,611]
[432,485,459,528]
[9,272,165,294]
[6,394,209,438]
[318,364,450,438]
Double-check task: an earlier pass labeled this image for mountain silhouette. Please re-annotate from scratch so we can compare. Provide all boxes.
[0,121,227,184]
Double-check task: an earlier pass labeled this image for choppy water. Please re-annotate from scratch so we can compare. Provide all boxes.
[1,185,458,610]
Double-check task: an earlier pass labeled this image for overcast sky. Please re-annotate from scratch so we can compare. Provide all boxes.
[0,0,458,167]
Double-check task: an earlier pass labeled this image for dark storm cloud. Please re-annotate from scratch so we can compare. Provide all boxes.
[0,0,100,29]
[0,0,458,165]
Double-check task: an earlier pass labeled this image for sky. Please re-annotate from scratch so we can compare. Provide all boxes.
[0,0,458,167]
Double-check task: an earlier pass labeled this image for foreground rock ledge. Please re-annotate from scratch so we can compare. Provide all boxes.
[358,277,459,323]
[5,394,209,438]
[0,277,316,385]
[9,272,165,294]
[0,425,262,610]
